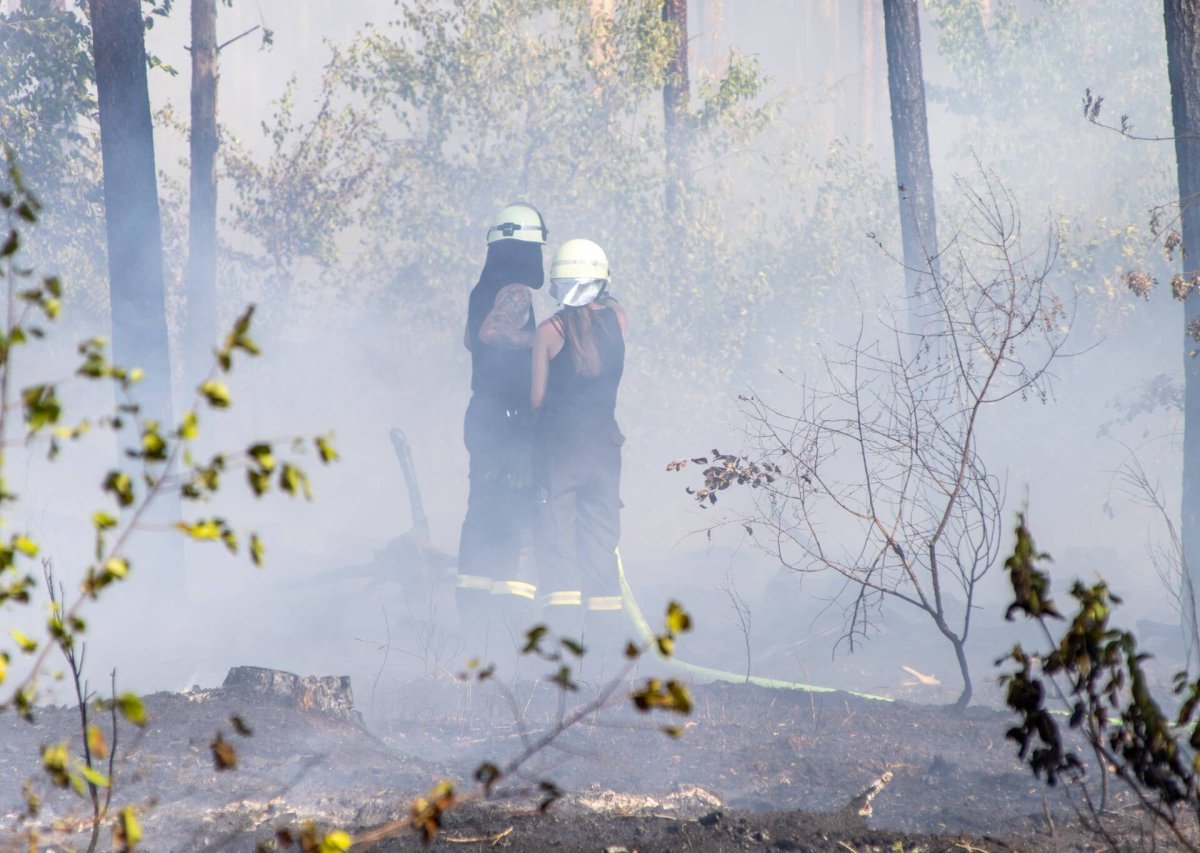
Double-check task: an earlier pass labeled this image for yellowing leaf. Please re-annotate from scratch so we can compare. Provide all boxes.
[92,511,118,530]
[200,380,232,409]
[315,435,339,463]
[665,601,692,635]
[103,557,129,580]
[248,443,275,472]
[11,628,36,653]
[319,830,353,853]
[128,368,144,384]
[0,651,7,685]
[77,763,110,788]
[178,519,221,541]
[116,807,141,847]
[210,731,237,770]
[12,535,36,557]
[117,693,147,727]
[177,410,199,440]
[86,724,109,760]
[41,742,69,788]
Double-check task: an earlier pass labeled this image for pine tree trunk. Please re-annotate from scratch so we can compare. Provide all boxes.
[185,0,218,389]
[858,0,881,150]
[662,0,689,219]
[90,0,182,598]
[1163,0,1200,650]
[883,0,939,331]
[90,0,173,422]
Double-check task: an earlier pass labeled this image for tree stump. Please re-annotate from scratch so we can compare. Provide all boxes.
[221,666,361,724]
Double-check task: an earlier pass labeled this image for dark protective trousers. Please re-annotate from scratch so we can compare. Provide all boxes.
[535,412,625,640]
[456,396,537,635]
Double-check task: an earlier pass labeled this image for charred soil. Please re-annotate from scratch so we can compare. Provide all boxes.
[0,674,1172,851]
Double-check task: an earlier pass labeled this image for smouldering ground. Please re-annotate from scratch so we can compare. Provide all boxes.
[0,673,1181,851]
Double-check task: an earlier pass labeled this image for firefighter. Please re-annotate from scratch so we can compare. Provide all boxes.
[457,202,548,659]
[531,238,628,651]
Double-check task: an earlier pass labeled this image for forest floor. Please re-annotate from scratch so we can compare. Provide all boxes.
[0,661,1187,852]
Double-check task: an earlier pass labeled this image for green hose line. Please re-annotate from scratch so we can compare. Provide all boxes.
[616,548,894,704]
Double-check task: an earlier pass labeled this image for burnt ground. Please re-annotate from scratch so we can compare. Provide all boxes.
[0,663,1187,852]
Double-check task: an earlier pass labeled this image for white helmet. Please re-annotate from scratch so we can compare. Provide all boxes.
[550,238,609,307]
[486,202,548,244]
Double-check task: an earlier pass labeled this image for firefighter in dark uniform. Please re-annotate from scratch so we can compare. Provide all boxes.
[531,238,628,650]
[457,202,548,660]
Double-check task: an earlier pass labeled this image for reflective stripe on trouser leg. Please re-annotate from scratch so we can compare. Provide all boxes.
[492,580,537,600]
[585,595,623,612]
[456,573,493,592]
[540,589,581,608]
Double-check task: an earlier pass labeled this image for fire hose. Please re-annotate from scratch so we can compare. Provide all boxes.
[615,549,895,704]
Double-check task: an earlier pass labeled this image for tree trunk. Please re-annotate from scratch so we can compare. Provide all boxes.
[1163,0,1200,652]
[90,0,182,597]
[185,0,218,389]
[858,0,881,150]
[662,0,689,219]
[883,0,939,333]
[90,0,173,417]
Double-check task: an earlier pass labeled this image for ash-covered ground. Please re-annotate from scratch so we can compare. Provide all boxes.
[0,656,1186,852]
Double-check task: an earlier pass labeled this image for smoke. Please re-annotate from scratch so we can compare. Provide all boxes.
[4,1,1188,730]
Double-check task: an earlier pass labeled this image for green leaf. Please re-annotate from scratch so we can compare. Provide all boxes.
[103,557,129,580]
[138,422,167,461]
[22,383,61,432]
[41,742,69,788]
[279,463,311,499]
[177,410,199,440]
[247,469,270,496]
[665,601,692,635]
[200,380,232,409]
[11,628,37,653]
[12,535,37,557]
[315,434,339,463]
[103,471,135,507]
[117,693,147,727]
[248,443,275,472]
[249,533,264,567]
[77,764,110,788]
[92,511,118,531]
